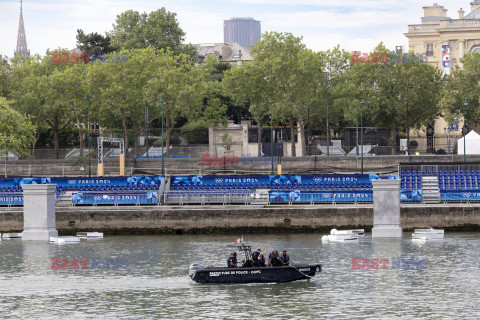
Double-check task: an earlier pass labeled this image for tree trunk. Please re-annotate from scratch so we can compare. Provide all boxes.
[257,123,262,157]
[165,113,174,157]
[75,117,84,157]
[165,127,172,157]
[390,118,397,155]
[295,110,307,157]
[290,119,296,157]
[53,116,60,159]
[133,126,140,157]
[121,110,128,156]
[53,129,59,159]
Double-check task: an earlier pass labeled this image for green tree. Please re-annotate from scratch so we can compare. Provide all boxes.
[145,51,205,156]
[318,46,353,136]
[250,32,325,156]
[345,43,443,154]
[109,9,196,58]
[88,48,159,156]
[441,52,480,125]
[0,97,35,158]
[223,62,271,156]
[50,63,89,155]
[76,29,118,56]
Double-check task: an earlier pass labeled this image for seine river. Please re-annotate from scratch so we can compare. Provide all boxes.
[0,233,479,319]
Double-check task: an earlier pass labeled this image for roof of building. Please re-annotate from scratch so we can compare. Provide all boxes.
[465,7,480,19]
[421,16,451,23]
[194,43,253,63]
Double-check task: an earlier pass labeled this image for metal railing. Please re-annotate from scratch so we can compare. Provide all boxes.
[164,191,252,205]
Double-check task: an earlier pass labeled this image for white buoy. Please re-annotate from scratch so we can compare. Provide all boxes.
[50,236,80,244]
[2,233,23,239]
[76,232,103,239]
[412,228,444,241]
[322,229,359,243]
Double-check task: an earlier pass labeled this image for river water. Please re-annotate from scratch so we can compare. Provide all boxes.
[0,232,479,319]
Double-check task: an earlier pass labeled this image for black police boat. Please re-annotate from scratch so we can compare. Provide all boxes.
[189,245,321,284]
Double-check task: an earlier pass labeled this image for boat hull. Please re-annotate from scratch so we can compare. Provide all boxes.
[190,264,321,284]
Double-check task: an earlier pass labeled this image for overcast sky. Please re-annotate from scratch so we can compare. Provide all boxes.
[0,0,475,57]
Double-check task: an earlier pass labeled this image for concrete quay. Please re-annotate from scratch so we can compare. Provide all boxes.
[0,203,479,234]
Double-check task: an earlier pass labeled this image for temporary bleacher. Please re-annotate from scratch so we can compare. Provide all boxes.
[165,174,377,205]
[0,176,163,206]
[399,162,480,203]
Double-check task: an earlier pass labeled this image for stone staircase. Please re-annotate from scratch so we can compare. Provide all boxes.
[251,188,270,205]
[56,191,75,207]
[421,175,440,204]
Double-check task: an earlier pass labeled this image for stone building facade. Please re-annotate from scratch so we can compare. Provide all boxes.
[405,1,480,71]
[404,2,480,153]
[194,43,253,66]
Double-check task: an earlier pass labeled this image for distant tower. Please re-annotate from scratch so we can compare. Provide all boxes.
[14,1,30,58]
[223,17,261,48]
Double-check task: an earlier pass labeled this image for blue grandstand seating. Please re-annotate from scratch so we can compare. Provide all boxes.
[0,176,162,206]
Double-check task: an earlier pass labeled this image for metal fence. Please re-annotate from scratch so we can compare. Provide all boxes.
[1,137,465,162]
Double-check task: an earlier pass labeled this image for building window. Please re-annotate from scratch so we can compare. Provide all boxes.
[426,43,434,56]
[470,46,480,53]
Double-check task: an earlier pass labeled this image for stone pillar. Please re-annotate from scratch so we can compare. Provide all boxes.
[242,123,249,156]
[22,184,58,241]
[459,39,465,57]
[372,179,402,238]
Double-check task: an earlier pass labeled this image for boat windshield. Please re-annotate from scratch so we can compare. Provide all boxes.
[236,244,252,262]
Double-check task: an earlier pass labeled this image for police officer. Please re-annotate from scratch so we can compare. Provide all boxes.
[280,250,290,266]
[227,252,238,268]
[258,251,266,267]
[252,249,261,267]
[268,249,281,267]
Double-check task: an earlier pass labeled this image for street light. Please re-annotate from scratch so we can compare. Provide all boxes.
[406,100,410,156]
[83,95,91,177]
[145,103,149,158]
[157,98,164,176]
[463,100,468,163]
[269,100,274,173]
[398,94,410,155]
[360,100,364,175]
[325,73,330,156]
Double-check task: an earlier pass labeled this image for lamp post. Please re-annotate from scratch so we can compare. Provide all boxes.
[463,100,468,163]
[360,100,364,174]
[325,73,330,156]
[145,103,149,158]
[83,96,91,177]
[158,98,164,176]
[398,94,410,155]
[406,100,410,156]
[269,100,273,173]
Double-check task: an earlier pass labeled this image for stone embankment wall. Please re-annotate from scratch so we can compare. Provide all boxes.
[1,204,479,234]
[3,155,480,177]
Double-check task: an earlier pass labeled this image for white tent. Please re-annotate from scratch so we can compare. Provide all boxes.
[457,130,480,155]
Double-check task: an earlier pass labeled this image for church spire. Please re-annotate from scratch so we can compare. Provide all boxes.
[14,1,30,58]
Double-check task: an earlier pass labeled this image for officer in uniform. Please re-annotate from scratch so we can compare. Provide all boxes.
[258,251,266,267]
[252,249,261,267]
[227,252,238,268]
[280,250,290,266]
[268,249,282,267]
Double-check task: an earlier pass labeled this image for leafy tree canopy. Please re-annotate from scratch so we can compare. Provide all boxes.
[0,97,35,157]
[109,8,197,59]
[76,29,118,55]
